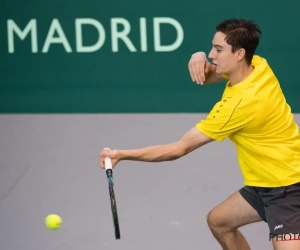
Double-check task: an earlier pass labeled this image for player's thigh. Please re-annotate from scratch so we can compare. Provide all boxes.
[207,190,263,230]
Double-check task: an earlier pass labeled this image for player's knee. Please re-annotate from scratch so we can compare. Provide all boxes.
[207,210,221,230]
[206,209,231,233]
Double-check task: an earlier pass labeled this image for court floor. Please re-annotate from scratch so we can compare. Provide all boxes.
[2,114,298,250]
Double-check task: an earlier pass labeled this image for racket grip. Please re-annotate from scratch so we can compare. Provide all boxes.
[104,157,112,170]
[104,147,113,170]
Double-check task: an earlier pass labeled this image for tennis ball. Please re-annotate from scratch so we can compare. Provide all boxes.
[45,214,62,230]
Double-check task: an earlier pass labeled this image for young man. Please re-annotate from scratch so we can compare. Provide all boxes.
[100,19,300,250]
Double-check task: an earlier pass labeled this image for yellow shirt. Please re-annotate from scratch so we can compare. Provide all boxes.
[196,55,300,187]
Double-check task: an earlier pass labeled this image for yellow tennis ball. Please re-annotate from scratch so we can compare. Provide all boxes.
[45,214,62,230]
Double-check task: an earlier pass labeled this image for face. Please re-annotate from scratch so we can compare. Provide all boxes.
[208,32,244,75]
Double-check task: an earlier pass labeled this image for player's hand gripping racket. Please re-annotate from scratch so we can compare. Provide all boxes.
[104,152,121,240]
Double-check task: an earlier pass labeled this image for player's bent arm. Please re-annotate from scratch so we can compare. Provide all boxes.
[188,52,225,85]
[118,127,214,162]
[204,64,226,85]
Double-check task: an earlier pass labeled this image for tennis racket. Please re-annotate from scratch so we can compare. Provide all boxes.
[105,155,121,240]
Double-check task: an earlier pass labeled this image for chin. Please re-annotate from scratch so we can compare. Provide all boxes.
[215,68,222,74]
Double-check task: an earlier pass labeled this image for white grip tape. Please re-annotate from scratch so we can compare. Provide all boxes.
[104,147,112,170]
[104,157,112,170]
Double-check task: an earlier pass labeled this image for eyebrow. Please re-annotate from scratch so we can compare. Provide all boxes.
[213,44,223,49]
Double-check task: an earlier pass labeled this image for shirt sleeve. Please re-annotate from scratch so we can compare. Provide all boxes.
[196,96,247,142]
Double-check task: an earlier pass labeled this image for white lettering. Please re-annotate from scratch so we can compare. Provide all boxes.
[42,19,72,53]
[7,17,184,53]
[274,224,283,230]
[153,17,184,52]
[111,18,137,52]
[75,18,106,53]
[7,19,38,53]
[140,18,147,52]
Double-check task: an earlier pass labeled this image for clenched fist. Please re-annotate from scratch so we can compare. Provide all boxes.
[99,148,120,169]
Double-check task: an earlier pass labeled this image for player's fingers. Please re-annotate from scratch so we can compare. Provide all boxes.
[194,59,207,84]
[196,63,204,84]
[193,63,201,84]
[101,152,112,160]
[100,148,112,168]
[189,52,208,85]
[99,153,105,169]
[190,62,201,84]
[198,60,206,84]
[188,61,196,82]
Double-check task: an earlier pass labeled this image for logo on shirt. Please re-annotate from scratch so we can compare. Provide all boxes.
[274,224,283,230]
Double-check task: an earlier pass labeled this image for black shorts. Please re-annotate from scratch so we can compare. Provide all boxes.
[239,182,300,234]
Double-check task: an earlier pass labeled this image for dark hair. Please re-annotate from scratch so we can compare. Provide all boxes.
[216,18,262,65]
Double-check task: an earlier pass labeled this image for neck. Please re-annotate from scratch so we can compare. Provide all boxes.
[228,63,254,86]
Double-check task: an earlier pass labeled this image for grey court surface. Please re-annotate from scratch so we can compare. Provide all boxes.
[1,114,299,250]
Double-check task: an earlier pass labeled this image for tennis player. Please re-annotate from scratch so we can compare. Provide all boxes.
[100,18,300,250]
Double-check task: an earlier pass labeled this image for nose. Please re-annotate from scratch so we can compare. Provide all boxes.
[208,48,215,60]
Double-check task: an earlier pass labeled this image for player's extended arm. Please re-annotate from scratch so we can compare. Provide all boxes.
[188,52,225,85]
[118,127,213,162]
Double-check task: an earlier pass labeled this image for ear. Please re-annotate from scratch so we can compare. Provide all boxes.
[236,48,246,62]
